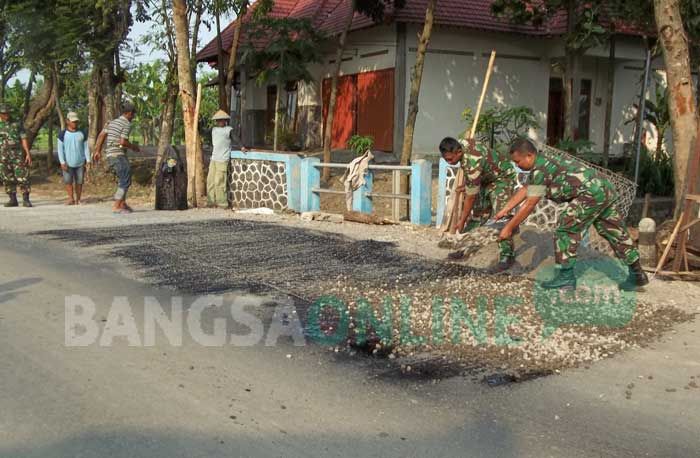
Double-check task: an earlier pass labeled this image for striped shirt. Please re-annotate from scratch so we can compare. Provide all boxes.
[102,115,132,157]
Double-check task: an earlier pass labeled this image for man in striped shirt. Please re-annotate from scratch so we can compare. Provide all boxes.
[94,102,140,214]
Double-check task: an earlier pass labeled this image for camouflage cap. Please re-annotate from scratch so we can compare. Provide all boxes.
[0,103,10,114]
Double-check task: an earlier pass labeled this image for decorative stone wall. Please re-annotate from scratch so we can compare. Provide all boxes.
[229,159,288,210]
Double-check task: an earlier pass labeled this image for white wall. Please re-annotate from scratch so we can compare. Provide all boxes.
[405,26,552,154]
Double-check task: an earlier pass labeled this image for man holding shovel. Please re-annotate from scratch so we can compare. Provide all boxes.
[495,138,648,291]
[439,136,518,271]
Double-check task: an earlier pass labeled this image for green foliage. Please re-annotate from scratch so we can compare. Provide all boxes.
[556,137,601,164]
[462,105,539,146]
[242,16,326,87]
[625,75,670,158]
[625,146,674,197]
[491,0,608,52]
[347,135,374,155]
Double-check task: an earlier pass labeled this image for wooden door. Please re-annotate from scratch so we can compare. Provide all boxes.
[357,69,394,152]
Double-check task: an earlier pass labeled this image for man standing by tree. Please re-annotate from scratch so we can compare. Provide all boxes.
[58,112,90,205]
[208,110,244,208]
[0,103,32,208]
[94,102,139,214]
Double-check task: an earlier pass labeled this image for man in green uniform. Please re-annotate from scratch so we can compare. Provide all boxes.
[495,138,648,290]
[439,136,518,271]
[0,103,32,207]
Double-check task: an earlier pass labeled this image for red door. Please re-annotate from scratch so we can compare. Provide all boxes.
[323,75,357,150]
[357,69,394,152]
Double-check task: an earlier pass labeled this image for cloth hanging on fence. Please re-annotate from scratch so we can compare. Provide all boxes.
[343,150,374,211]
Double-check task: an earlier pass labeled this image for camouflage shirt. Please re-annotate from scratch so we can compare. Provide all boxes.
[526,153,604,203]
[0,119,27,157]
[459,141,517,196]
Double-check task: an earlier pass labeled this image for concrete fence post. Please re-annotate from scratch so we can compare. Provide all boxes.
[286,155,302,212]
[435,158,450,227]
[352,171,373,214]
[638,217,657,268]
[300,157,320,212]
[410,159,433,226]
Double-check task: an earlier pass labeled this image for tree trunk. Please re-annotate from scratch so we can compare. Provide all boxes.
[102,62,118,122]
[274,82,282,152]
[654,0,698,217]
[225,8,246,115]
[563,0,577,140]
[400,0,437,166]
[215,8,227,110]
[47,115,53,174]
[156,76,179,172]
[87,66,102,153]
[23,70,57,148]
[189,0,204,84]
[173,0,204,207]
[602,34,616,168]
[322,0,355,182]
[23,70,35,120]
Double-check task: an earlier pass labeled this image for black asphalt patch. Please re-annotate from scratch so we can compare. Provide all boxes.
[35,219,474,301]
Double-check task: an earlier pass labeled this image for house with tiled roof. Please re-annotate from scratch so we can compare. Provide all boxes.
[197,0,660,158]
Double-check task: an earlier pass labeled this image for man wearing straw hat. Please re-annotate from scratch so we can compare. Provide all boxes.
[208,110,244,208]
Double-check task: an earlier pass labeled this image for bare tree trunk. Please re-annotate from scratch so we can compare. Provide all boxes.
[654,0,698,217]
[225,7,247,114]
[173,0,204,207]
[23,70,57,148]
[47,115,53,174]
[322,0,355,182]
[156,77,178,172]
[563,0,576,140]
[400,0,437,166]
[87,66,102,153]
[23,70,35,120]
[274,82,281,151]
[215,9,228,110]
[602,34,616,167]
[189,0,204,84]
[102,63,118,122]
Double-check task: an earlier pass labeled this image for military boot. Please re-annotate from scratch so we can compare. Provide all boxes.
[22,192,32,207]
[493,256,515,273]
[4,192,18,207]
[540,266,576,291]
[620,260,649,291]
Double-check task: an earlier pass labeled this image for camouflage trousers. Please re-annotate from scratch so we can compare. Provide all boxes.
[0,151,30,194]
[470,180,515,261]
[555,178,639,268]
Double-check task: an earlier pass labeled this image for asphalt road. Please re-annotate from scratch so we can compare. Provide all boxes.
[1,222,699,457]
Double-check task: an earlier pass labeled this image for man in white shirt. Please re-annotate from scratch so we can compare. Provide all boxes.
[208,110,245,208]
[58,112,90,205]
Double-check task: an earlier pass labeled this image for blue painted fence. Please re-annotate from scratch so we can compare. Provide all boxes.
[229,151,433,226]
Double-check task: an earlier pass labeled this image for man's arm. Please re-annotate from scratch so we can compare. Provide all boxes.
[499,195,541,240]
[118,137,140,153]
[21,137,31,166]
[93,130,107,162]
[495,186,528,220]
[58,139,67,170]
[452,192,478,234]
[230,129,247,152]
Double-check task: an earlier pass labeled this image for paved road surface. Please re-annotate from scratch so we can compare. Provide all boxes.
[0,206,699,457]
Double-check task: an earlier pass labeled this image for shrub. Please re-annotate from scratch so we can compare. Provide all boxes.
[347,135,374,156]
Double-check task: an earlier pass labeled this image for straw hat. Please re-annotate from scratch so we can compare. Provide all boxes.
[212,110,231,121]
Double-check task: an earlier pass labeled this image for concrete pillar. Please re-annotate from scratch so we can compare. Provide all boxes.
[435,158,450,227]
[638,217,657,268]
[352,171,373,214]
[300,157,320,212]
[410,160,432,225]
[286,155,302,212]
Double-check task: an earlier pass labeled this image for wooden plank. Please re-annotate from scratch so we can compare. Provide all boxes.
[655,213,684,276]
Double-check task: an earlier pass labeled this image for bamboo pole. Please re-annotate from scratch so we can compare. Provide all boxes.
[193,83,203,207]
[441,51,497,233]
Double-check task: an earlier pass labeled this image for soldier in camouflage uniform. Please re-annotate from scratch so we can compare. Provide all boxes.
[439,137,518,271]
[0,103,33,207]
[495,138,648,291]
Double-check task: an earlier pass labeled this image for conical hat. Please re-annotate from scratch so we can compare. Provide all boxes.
[212,110,231,121]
